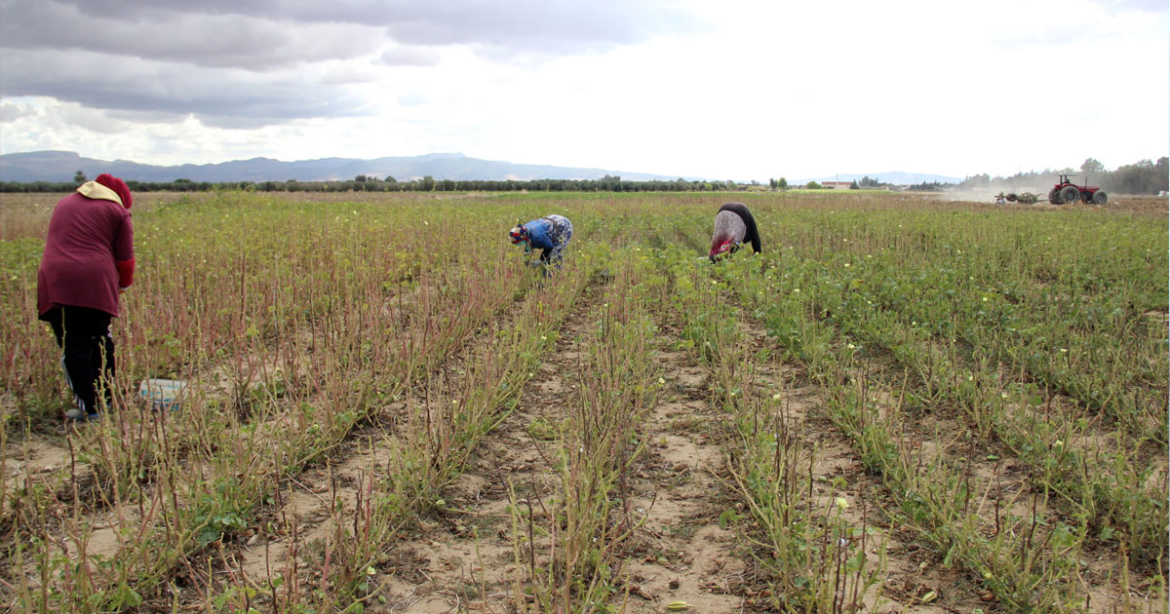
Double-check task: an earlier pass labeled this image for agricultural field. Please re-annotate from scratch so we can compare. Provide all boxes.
[0,190,1166,614]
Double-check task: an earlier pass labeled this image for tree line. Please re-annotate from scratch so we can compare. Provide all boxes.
[8,157,1163,195]
[1,174,763,194]
[958,157,1168,195]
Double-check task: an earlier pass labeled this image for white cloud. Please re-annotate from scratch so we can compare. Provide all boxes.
[0,100,39,122]
[377,46,443,67]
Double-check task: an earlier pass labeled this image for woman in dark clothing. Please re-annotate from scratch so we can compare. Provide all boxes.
[37,174,135,422]
[710,202,761,261]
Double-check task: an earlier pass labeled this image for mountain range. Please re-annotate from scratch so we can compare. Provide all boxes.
[0,151,685,184]
[0,150,963,185]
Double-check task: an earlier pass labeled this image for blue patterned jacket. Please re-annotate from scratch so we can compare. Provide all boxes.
[522,215,573,263]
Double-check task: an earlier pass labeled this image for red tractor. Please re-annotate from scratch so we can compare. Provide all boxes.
[1048,174,1107,205]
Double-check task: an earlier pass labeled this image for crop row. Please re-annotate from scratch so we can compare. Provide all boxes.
[4,194,596,609]
[655,242,886,612]
[708,251,1165,612]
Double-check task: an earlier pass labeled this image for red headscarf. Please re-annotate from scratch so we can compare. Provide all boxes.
[710,238,734,258]
[95,173,133,209]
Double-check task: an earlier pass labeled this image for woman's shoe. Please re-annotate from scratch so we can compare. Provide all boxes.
[64,408,101,422]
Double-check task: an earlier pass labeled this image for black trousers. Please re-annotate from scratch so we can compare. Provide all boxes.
[41,306,115,414]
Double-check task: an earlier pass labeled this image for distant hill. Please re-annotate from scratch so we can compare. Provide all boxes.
[0,151,685,183]
[801,171,961,185]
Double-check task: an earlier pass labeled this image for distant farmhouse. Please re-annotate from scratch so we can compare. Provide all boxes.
[822,181,852,190]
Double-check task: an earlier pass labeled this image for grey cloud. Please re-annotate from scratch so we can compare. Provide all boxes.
[317,67,383,86]
[1,0,383,70]
[19,0,696,58]
[0,49,373,129]
[0,0,695,128]
[105,109,192,124]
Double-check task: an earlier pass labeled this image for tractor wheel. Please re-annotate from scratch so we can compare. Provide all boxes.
[1092,191,1108,205]
[1048,188,1062,205]
[1059,185,1081,205]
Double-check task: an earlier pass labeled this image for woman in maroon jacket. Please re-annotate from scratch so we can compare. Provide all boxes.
[37,174,135,422]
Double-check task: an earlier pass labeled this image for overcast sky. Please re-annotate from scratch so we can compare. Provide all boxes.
[1,0,1166,181]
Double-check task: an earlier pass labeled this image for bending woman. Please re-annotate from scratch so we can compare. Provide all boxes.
[37,174,136,422]
[509,214,574,267]
[710,202,761,261]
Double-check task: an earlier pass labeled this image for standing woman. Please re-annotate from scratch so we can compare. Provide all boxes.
[37,174,135,422]
[509,214,574,268]
[710,202,761,261]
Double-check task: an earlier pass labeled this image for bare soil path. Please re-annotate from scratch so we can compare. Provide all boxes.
[369,282,767,613]
[369,281,606,613]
